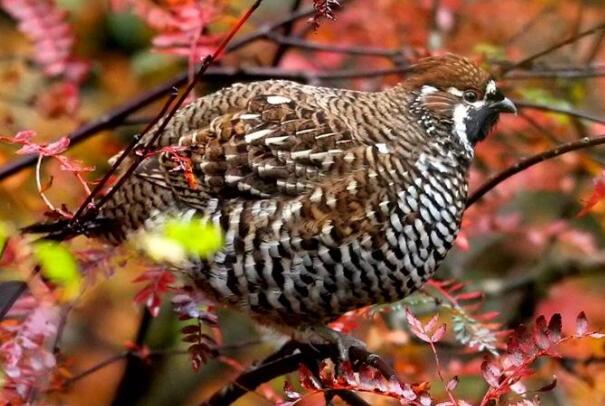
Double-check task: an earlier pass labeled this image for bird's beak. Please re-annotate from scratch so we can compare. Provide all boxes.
[491,97,517,115]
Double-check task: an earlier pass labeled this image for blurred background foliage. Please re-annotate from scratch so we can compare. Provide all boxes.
[2,0,605,405]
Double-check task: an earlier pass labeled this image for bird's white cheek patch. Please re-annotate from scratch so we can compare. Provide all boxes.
[453,104,471,150]
[485,80,497,96]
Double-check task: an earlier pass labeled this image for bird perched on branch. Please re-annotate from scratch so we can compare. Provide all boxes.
[29,54,516,355]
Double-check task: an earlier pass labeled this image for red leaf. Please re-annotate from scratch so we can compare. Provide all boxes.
[481,360,501,388]
[576,311,588,336]
[133,269,175,317]
[15,143,41,155]
[43,137,70,156]
[298,363,322,390]
[311,0,341,29]
[283,379,301,401]
[536,377,557,392]
[455,291,483,301]
[13,130,35,143]
[446,376,459,391]
[424,314,439,333]
[534,316,551,350]
[55,156,94,172]
[405,308,424,332]
[578,172,605,217]
[547,314,562,343]
[430,324,447,342]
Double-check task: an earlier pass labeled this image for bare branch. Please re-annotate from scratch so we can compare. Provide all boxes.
[266,31,406,58]
[504,21,605,73]
[0,1,321,182]
[467,134,605,206]
[516,99,605,125]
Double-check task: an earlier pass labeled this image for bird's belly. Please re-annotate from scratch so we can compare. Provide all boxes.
[199,215,459,325]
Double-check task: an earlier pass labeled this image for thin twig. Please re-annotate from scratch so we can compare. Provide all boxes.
[504,21,605,73]
[506,65,605,79]
[270,0,302,66]
[467,134,605,206]
[505,5,554,46]
[110,309,152,406]
[516,100,605,125]
[266,31,404,58]
[0,2,321,182]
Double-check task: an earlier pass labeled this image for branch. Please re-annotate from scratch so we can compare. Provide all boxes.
[110,309,153,405]
[202,340,381,406]
[516,99,605,125]
[506,64,605,79]
[478,253,605,329]
[265,31,406,58]
[467,134,605,206]
[51,340,261,392]
[269,0,302,66]
[504,21,605,73]
[0,2,322,182]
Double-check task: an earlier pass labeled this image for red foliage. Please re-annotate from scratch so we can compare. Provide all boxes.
[133,268,176,317]
[577,171,605,217]
[312,0,341,29]
[0,0,89,118]
[150,145,199,189]
[172,287,219,370]
[111,0,223,64]
[405,308,446,344]
[296,361,424,404]
[0,0,89,80]
[479,313,605,405]
[0,130,94,201]
[0,297,59,404]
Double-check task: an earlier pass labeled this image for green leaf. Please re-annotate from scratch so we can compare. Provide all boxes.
[33,241,81,300]
[163,217,224,259]
[0,222,7,250]
[473,43,506,60]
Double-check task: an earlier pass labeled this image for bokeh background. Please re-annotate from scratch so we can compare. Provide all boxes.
[2,0,605,405]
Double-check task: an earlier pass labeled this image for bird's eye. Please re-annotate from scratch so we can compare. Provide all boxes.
[463,90,479,103]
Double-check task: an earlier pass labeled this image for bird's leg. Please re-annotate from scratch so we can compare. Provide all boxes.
[293,326,399,381]
[293,325,367,362]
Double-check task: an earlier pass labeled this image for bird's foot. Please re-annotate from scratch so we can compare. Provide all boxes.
[293,326,397,380]
[294,325,366,361]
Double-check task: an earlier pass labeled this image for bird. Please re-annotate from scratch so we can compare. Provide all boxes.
[30,54,516,354]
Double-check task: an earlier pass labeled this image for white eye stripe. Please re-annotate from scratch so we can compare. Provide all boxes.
[449,81,499,100]
[447,87,464,97]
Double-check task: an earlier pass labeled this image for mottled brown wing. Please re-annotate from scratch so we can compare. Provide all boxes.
[152,94,358,207]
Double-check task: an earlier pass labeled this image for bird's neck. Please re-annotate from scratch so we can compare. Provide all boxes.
[354,86,473,167]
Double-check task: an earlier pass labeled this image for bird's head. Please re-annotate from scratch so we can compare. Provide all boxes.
[405,54,516,150]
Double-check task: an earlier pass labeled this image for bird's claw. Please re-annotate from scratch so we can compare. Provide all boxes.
[293,326,397,381]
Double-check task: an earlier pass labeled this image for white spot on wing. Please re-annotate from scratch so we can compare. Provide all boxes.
[245,128,273,143]
[266,95,291,104]
[239,113,260,120]
[375,143,390,154]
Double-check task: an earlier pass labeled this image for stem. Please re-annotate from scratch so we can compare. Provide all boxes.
[467,134,605,207]
[504,21,605,73]
[35,155,56,213]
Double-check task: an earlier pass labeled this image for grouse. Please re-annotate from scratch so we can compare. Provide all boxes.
[37,54,517,348]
